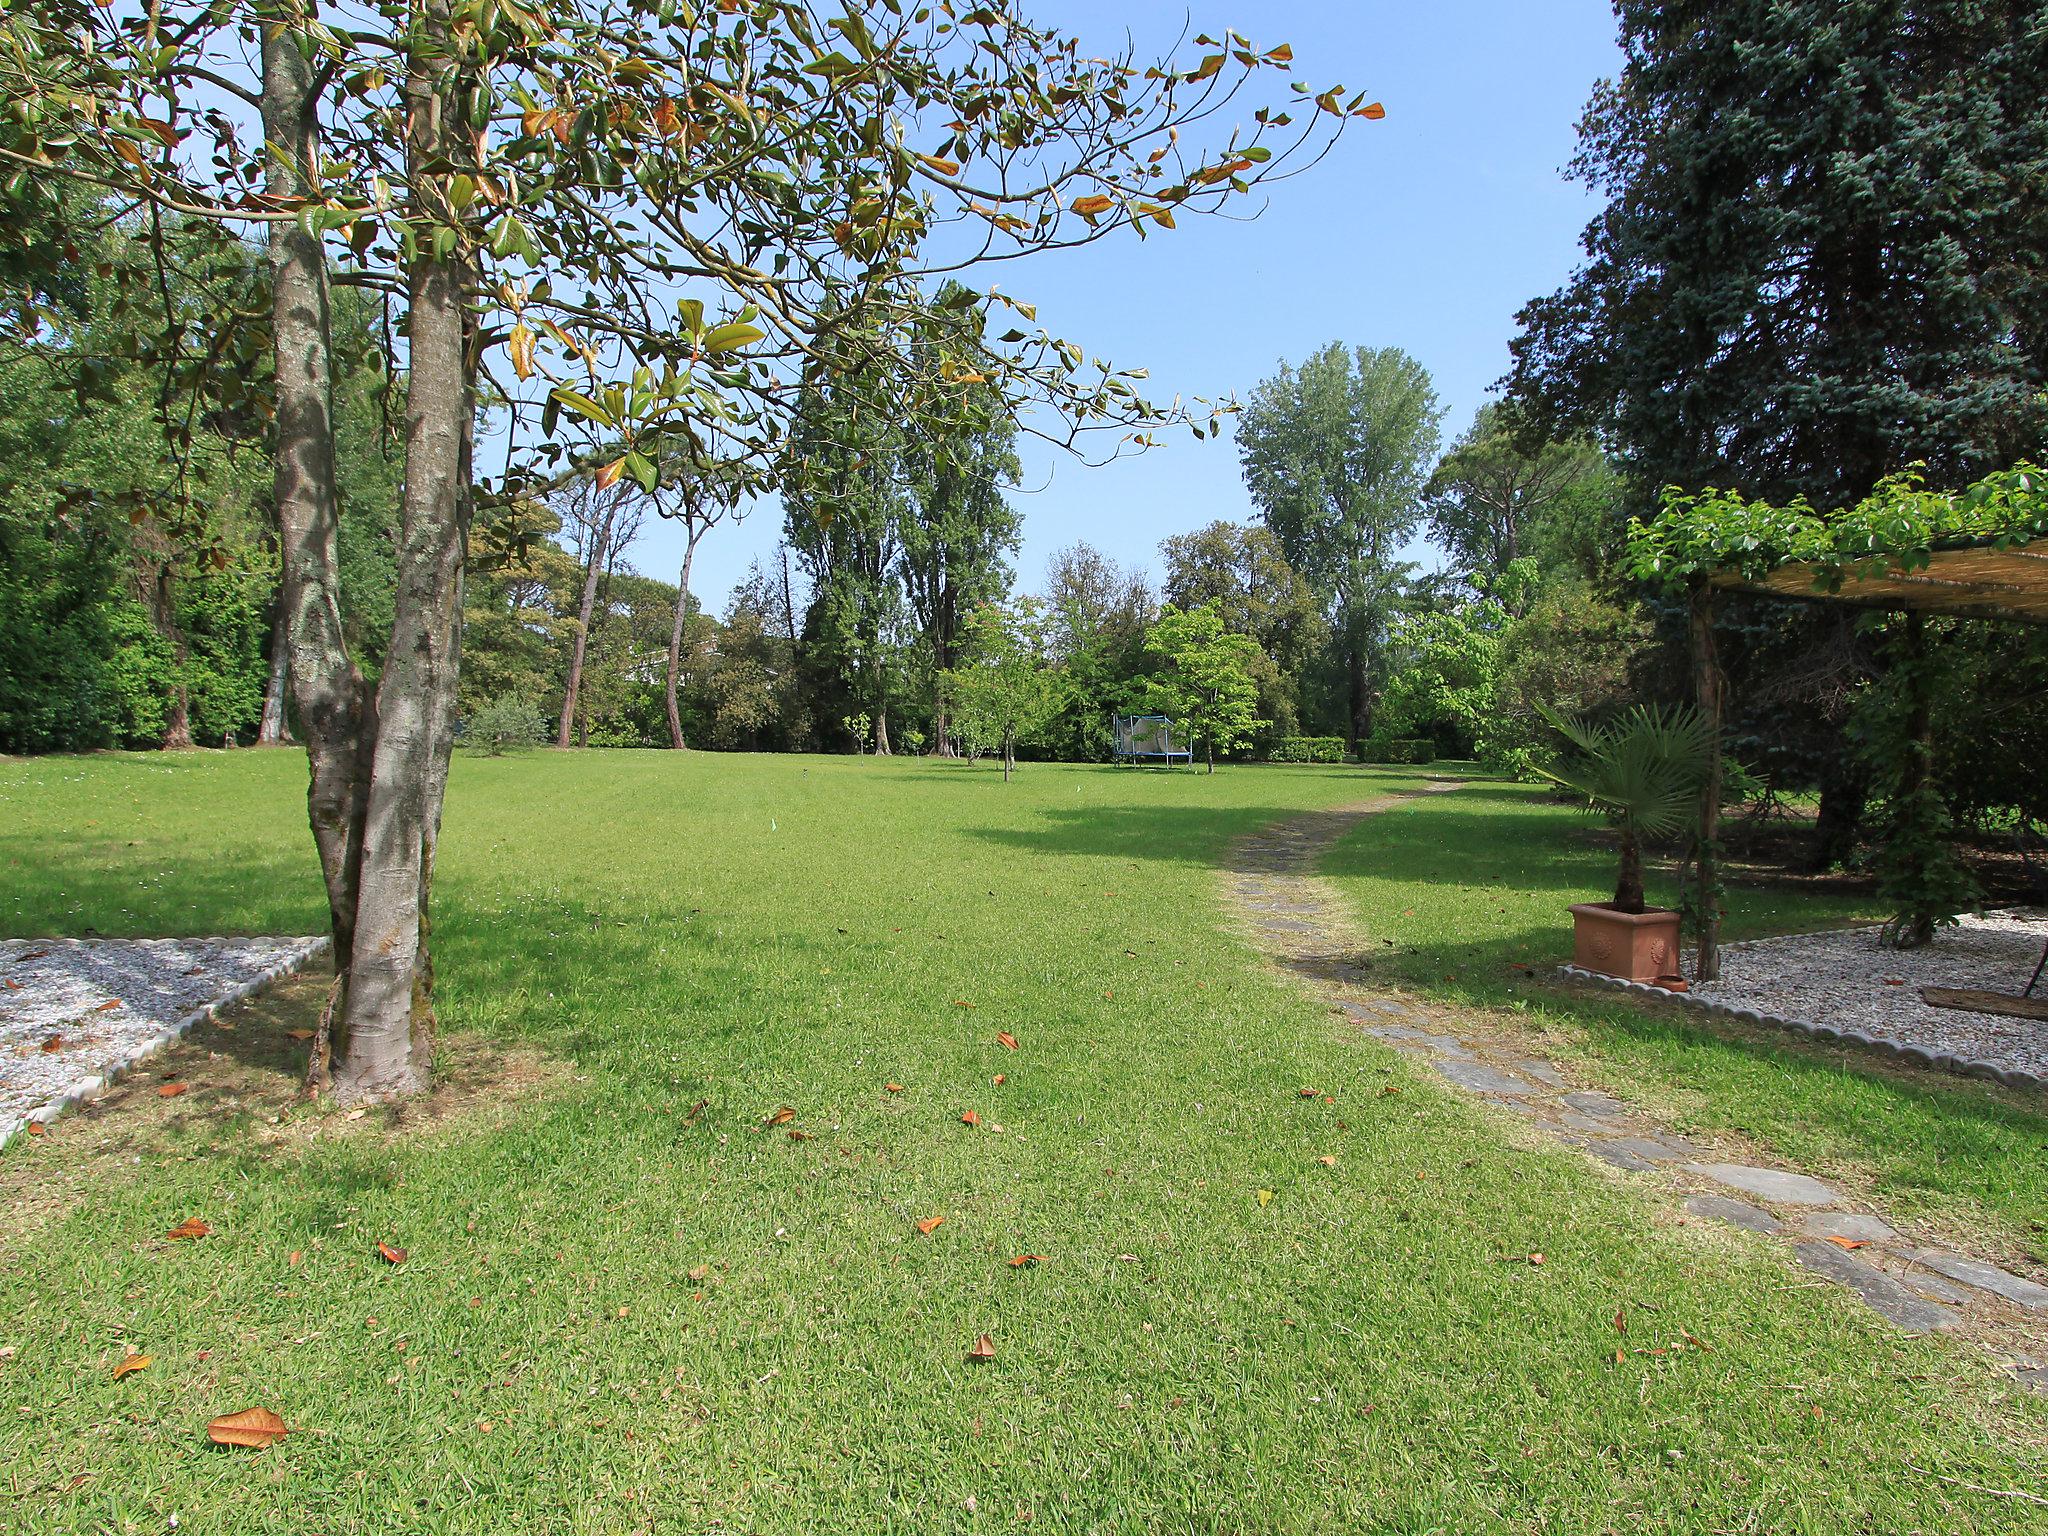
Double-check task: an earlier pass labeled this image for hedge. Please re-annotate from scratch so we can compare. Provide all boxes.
[1364,737,1436,765]
[1267,735,1348,764]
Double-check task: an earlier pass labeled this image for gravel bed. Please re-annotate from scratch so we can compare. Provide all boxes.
[1,934,328,1143]
[1568,909,2048,1087]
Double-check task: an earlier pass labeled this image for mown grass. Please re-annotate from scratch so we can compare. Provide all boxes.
[1,750,2043,1534]
[1322,777,2048,1261]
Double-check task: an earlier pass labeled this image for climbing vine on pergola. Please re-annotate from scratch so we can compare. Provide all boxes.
[1627,463,2048,977]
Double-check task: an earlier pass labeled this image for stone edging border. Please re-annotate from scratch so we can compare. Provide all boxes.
[1,935,332,1151]
[1556,963,2045,1093]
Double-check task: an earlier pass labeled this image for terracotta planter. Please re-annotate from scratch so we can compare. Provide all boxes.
[1569,902,1683,983]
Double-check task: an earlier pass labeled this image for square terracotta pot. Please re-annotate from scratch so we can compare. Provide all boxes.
[1568,903,1683,983]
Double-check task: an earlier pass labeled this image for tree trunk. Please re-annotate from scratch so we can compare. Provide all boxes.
[1003,731,1013,782]
[262,18,375,1094]
[558,491,618,749]
[664,524,702,750]
[149,564,194,750]
[1206,737,1215,774]
[1346,643,1367,749]
[257,598,293,745]
[873,680,891,755]
[329,4,471,1104]
[1892,611,1937,949]
[1613,824,1646,914]
[1689,583,1725,981]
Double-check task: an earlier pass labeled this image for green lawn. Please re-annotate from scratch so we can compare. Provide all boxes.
[1,751,2043,1534]
[1323,778,2048,1259]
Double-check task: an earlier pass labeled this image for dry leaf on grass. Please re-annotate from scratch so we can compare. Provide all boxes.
[959,1110,981,1127]
[1824,1235,1869,1251]
[965,1333,996,1363]
[763,1106,796,1129]
[206,1407,288,1449]
[687,1263,711,1282]
[166,1218,210,1241]
[915,1216,946,1235]
[284,1028,314,1041]
[995,1032,1018,1051]
[24,1123,46,1138]
[158,1083,189,1099]
[111,1353,151,1380]
[787,1129,813,1141]
[39,1035,63,1053]
[93,999,121,1013]
[884,1083,904,1094]
[683,1099,708,1122]
[991,1073,1005,1087]
[1255,1189,1274,1207]
[1296,1088,1319,1099]
[1317,1155,1337,1167]
[376,1241,407,1265]
[1007,1255,1046,1268]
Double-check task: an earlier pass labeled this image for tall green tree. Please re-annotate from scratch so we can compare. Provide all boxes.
[1236,343,1442,746]
[899,284,1023,756]
[1159,520,1324,740]
[942,599,1060,780]
[1140,603,1265,773]
[1422,404,1614,602]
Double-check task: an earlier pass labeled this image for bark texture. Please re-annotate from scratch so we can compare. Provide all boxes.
[664,528,703,750]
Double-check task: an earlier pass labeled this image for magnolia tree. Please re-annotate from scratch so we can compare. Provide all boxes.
[941,597,1059,779]
[1142,602,1263,771]
[1,0,1381,1102]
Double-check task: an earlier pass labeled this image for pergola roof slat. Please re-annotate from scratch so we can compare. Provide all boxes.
[1710,536,2048,624]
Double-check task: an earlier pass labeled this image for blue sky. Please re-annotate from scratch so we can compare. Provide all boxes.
[626,0,1623,612]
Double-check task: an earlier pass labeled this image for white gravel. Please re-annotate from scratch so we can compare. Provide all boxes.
[0,934,328,1144]
[1690,909,2048,1082]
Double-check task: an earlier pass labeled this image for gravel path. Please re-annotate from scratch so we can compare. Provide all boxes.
[1690,910,2048,1083]
[1,935,328,1143]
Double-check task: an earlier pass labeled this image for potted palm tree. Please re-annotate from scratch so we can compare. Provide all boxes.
[1537,702,1715,983]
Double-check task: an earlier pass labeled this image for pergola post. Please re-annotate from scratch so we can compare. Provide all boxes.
[1689,579,1725,981]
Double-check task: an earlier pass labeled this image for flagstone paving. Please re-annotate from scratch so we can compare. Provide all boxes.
[1221,780,2048,1395]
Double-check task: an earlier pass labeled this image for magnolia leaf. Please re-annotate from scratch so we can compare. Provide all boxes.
[915,1216,945,1235]
[206,1407,289,1449]
[702,321,766,354]
[377,1240,407,1265]
[166,1218,210,1241]
[965,1333,996,1362]
[112,1353,151,1380]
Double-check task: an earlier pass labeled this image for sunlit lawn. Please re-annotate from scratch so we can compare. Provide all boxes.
[1,750,2042,1534]
[1324,778,2048,1256]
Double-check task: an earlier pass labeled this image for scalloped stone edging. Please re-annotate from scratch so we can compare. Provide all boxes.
[1557,964,2045,1092]
[1,935,332,1150]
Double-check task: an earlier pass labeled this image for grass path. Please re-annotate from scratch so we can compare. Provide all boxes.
[0,750,2044,1533]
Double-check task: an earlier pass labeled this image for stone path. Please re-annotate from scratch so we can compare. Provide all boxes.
[1221,781,2048,1393]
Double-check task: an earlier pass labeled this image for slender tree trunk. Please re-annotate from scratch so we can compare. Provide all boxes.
[1003,730,1013,782]
[1812,754,1870,872]
[151,565,194,750]
[1206,735,1215,774]
[263,18,375,1094]
[1614,825,1646,914]
[329,3,471,1103]
[665,523,703,750]
[558,492,618,749]
[1346,643,1367,750]
[1894,611,1937,949]
[1689,583,1725,981]
[257,599,293,744]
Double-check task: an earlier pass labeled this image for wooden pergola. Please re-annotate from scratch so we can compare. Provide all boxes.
[1689,535,2048,978]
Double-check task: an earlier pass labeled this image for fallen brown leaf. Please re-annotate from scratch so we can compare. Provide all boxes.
[786,1129,813,1141]
[94,999,121,1012]
[991,1073,1006,1086]
[158,1083,189,1099]
[954,999,975,1008]
[166,1218,210,1241]
[1824,1235,1869,1250]
[376,1240,407,1265]
[687,1263,711,1282]
[206,1406,289,1449]
[39,1034,63,1053]
[683,1098,708,1122]
[1007,1254,1046,1268]
[288,1251,302,1268]
[764,1106,796,1129]
[915,1216,945,1235]
[1317,1155,1337,1167]
[1296,1088,1319,1099]
[284,1028,315,1041]
[112,1353,151,1380]
[24,1123,46,1138]
[1612,1308,1627,1335]
[884,1083,904,1093]
[995,1032,1018,1051]
[960,1110,981,1127]
[965,1333,996,1362]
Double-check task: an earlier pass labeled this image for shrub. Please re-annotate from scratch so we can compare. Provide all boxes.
[465,696,546,755]
[1364,737,1436,765]
[1268,735,1347,764]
